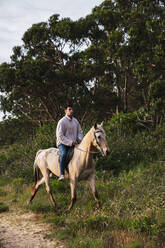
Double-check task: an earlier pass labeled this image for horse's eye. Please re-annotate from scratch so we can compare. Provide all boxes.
[98,135,101,139]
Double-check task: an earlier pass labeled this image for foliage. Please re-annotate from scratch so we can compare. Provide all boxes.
[34,122,57,148]
[0,118,36,146]
[107,111,147,134]
[94,122,165,174]
[0,153,7,175]
[1,121,165,181]
[1,1,165,246]
[0,122,58,181]
[0,0,165,124]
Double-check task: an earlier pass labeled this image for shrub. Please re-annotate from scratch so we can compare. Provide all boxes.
[34,122,57,149]
[95,124,165,174]
[107,111,146,135]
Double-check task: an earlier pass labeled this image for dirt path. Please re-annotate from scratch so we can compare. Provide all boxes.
[0,209,65,248]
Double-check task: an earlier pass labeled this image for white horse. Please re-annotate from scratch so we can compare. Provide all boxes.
[28,123,110,211]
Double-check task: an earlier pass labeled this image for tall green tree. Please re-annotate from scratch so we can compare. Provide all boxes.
[1,0,165,126]
[0,16,93,126]
[82,0,165,119]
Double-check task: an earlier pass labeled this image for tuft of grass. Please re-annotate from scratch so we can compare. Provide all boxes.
[46,215,65,227]
[0,189,7,196]
[68,236,103,248]
[55,228,76,241]
[26,204,54,213]
[50,179,70,193]
[0,177,10,186]
[124,241,144,248]
[12,178,24,193]
[0,202,9,213]
[79,216,109,233]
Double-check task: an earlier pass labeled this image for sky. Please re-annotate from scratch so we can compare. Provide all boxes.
[0,0,103,120]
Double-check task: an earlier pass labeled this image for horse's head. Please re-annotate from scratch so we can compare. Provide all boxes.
[92,122,110,157]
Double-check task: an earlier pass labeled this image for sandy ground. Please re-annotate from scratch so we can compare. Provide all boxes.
[0,209,65,248]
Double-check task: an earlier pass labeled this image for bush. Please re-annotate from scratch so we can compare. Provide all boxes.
[107,111,146,135]
[95,124,165,174]
[1,121,165,182]
[34,122,57,149]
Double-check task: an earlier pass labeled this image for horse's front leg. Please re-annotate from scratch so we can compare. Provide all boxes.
[67,178,77,211]
[40,166,56,208]
[88,174,101,208]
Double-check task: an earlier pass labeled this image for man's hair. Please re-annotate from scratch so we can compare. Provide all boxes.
[65,104,73,109]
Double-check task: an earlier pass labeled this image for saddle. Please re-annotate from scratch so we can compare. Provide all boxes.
[66,147,74,166]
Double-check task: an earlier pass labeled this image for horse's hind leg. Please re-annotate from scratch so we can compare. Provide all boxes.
[43,169,56,207]
[28,177,45,204]
[67,178,77,211]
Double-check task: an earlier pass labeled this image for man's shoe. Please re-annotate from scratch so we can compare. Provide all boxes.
[59,175,65,181]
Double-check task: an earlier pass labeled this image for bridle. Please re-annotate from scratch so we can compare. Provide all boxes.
[93,129,105,155]
[75,129,104,154]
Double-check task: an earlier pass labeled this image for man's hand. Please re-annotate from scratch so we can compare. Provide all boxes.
[72,141,76,146]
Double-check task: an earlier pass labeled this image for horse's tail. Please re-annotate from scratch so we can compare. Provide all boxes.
[33,150,42,184]
[33,161,40,185]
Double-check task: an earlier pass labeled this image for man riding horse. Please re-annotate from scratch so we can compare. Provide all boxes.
[28,102,110,211]
[56,104,83,181]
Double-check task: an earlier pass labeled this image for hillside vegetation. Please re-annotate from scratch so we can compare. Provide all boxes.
[0,0,165,247]
[0,122,165,248]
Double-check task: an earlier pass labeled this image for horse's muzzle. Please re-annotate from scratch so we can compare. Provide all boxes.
[105,149,110,156]
[103,148,110,156]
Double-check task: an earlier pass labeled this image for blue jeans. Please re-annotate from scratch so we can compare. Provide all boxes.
[58,144,70,176]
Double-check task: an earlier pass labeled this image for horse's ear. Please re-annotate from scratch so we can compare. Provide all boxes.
[100,121,104,127]
[94,123,97,129]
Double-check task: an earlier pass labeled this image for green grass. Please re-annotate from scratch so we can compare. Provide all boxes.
[0,202,9,213]
[0,162,165,247]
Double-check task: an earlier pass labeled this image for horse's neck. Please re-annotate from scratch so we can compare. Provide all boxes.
[78,128,94,152]
[72,128,94,170]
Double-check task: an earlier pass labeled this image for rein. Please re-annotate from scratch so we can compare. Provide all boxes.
[74,146,100,154]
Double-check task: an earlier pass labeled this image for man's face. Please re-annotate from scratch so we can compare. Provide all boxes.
[65,107,73,117]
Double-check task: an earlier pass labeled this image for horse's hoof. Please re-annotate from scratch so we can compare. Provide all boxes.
[66,208,71,212]
[27,200,31,205]
[66,205,72,212]
[97,202,101,209]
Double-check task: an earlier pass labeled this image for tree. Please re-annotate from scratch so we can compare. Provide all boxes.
[0,16,93,125]
[1,0,165,127]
